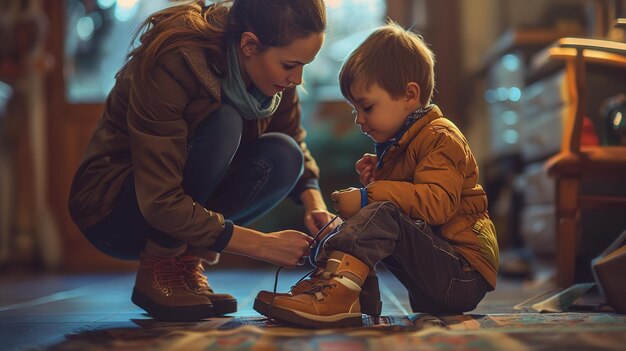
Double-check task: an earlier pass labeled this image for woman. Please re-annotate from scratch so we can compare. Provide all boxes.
[68,0,335,321]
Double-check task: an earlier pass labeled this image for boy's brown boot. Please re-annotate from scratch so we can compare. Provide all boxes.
[254,267,323,317]
[177,255,237,315]
[131,252,214,321]
[267,251,369,328]
[253,267,382,317]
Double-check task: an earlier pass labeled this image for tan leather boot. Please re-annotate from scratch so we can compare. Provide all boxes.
[254,267,323,317]
[254,267,382,318]
[268,251,370,328]
[177,255,237,315]
[131,252,213,321]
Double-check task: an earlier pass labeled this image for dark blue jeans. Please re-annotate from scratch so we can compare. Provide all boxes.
[84,104,304,260]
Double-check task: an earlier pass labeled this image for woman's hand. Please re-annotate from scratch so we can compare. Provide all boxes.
[356,153,377,186]
[300,189,340,240]
[224,226,312,268]
[261,230,313,267]
[304,208,340,241]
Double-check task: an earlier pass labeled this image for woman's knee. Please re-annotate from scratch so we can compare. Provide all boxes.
[258,133,304,181]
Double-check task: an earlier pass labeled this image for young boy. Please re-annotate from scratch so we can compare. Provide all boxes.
[254,23,499,328]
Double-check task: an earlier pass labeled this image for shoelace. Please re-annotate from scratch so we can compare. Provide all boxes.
[290,266,324,291]
[302,272,343,294]
[268,215,340,319]
[178,256,212,292]
[149,257,189,291]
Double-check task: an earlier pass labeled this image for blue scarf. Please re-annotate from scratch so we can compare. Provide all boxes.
[220,43,282,119]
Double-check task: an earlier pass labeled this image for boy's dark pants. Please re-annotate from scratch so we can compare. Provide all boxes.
[317,201,489,314]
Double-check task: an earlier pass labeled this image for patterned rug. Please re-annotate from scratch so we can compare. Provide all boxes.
[441,312,626,332]
[41,312,626,351]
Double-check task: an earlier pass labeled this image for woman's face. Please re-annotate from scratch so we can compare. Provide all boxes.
[238,32,325,96]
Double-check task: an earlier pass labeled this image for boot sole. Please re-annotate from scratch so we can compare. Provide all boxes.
[131,288,213,322]
[212,298,238,315]
[253,297,381,318]
[253,297,271,316]
[269,305,363,328]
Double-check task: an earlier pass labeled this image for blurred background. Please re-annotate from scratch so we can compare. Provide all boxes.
[1,0,625,285]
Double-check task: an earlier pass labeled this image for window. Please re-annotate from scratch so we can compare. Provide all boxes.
[301,0,386,102]
[65,0,386,103]
[65,0,172,103]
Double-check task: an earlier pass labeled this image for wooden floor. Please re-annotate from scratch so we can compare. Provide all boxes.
[0,264,563,351]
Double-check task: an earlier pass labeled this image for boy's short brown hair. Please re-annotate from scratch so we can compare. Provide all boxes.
[339,22,435,106]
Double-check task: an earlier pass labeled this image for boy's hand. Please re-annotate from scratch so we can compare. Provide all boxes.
[331,187,363,220]
[356,153,377,186]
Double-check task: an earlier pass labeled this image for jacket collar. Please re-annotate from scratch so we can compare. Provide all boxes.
[179,46,222,102]
[375,105,443,168]
[396,104,443,148]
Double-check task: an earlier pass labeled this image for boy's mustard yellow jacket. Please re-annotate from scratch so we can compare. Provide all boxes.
[365,106,498,288]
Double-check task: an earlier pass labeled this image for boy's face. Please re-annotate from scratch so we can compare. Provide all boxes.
[350,82,419,143]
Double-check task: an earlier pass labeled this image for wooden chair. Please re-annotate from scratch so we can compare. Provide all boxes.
[541,37,626,287]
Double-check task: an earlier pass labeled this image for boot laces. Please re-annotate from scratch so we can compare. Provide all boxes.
[177,255,212,292]
[271,215,341,296]
[146,257,188,291]
[303,272,343,295]
[289,266,324,291]
[268,215,340,318]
